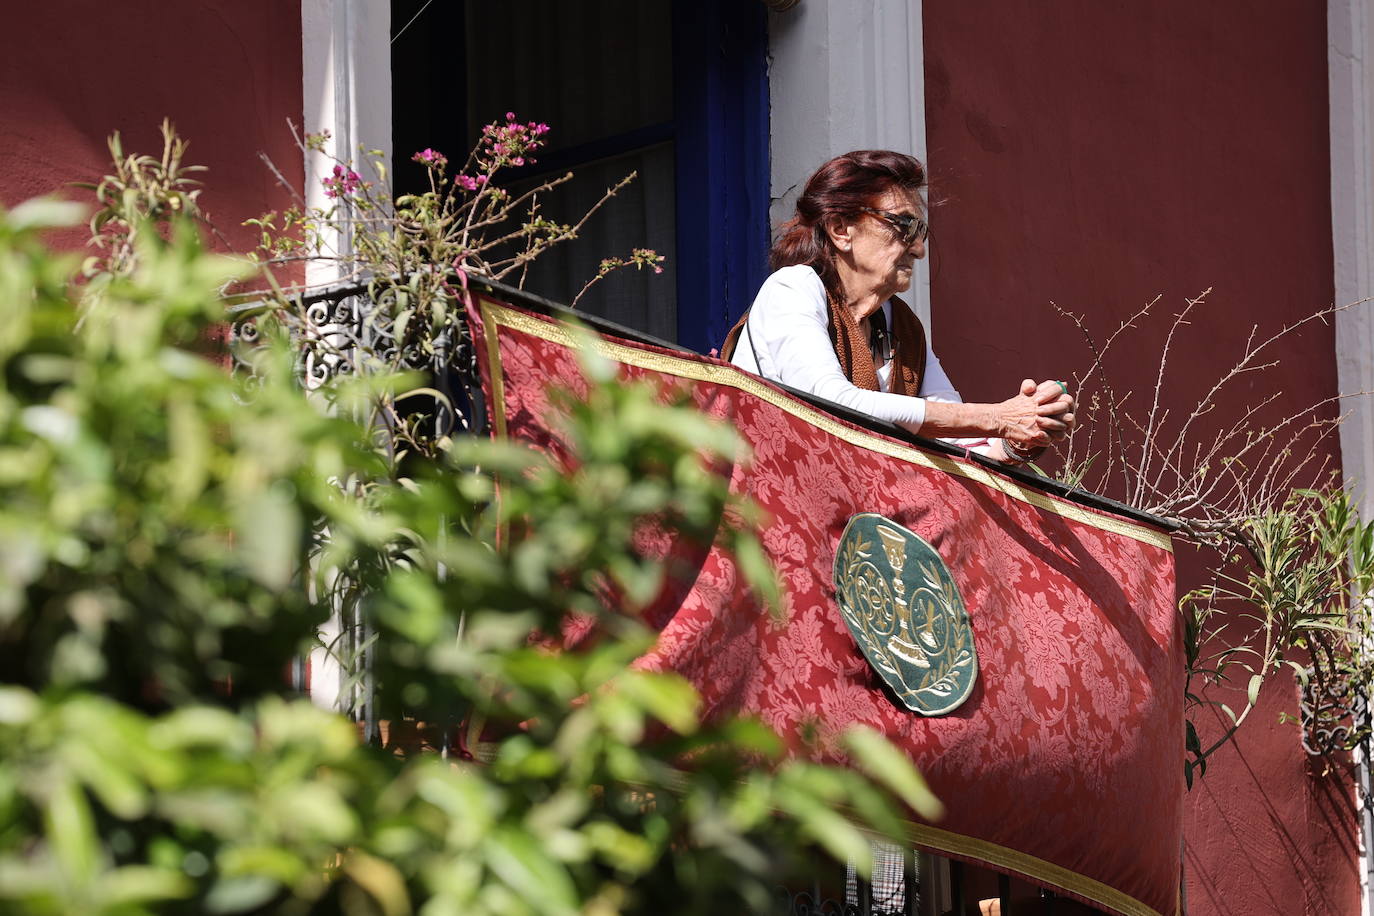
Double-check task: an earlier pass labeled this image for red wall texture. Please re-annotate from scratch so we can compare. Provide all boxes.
[923,4,1355,915]
[0,1,304,254]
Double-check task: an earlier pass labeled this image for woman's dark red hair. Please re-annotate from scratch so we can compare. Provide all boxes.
[770,149,926,302]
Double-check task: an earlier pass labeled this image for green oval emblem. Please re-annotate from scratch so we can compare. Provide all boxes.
[832,513,978,715]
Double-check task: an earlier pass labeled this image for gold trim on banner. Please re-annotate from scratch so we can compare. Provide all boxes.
[592,772,1173,916]
[479,299,510,441]
[475,297,1173,552]
[476,299,517,570]
[901,819,1170,916]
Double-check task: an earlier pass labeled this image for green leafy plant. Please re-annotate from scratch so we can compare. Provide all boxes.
[74,119,208,283]
[0,130,940,913]
[1180,486,1374,784]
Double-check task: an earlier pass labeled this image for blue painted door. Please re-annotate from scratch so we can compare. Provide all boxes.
[671,0,771,353]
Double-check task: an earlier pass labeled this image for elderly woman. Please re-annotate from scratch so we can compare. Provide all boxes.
[723,150,1073,465]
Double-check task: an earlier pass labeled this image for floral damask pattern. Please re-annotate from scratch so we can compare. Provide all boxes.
[471,301,1182,916]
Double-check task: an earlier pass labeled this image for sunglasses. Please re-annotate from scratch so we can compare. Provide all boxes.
[860,207,929,245]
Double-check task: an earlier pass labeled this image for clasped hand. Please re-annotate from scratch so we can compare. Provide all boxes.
[999,378,1076,450]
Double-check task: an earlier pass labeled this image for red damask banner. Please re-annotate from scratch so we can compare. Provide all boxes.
[468,295,1183,916]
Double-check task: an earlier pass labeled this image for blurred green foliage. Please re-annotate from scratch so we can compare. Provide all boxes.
[0,152,938,910]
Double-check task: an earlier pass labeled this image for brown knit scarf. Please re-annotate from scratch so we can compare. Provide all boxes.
[721,294,927,395]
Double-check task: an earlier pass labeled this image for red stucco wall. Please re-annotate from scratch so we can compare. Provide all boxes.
[0,2,304,255]
[923,4,1355,914]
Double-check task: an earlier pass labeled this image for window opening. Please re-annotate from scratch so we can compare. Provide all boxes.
[392,0,678,341]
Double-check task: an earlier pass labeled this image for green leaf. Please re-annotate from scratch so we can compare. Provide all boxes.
[205,875,280,914]
[1185,720,1201,755]
[217,845,306,884]
[151,706,253,755]
[582,821,653,873]
[484,827,579,916]
[779,789,872,875]
[46,776,99,895]
[233,482,301,590]
[165,393,209,507]
[844,726,943,821]
[733,533,782,616]
[616,672,700,736]
[269,783,359,845]
[99,865,194,906]
[9,198,88,231]
[344,851,412,916]
[0,687,38,725]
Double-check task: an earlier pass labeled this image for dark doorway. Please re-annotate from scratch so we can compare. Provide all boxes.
[391,0,769,352]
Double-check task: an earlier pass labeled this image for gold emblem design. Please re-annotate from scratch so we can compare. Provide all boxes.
[833,513,978,715]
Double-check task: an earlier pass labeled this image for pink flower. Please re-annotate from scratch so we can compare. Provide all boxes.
[411,148,447,169]
[474,113,551,171]
[454,174,491,192]
[322,164,362,198]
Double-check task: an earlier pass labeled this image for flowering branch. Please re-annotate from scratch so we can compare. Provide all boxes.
[571,248,666,308]
[241,113,667,464]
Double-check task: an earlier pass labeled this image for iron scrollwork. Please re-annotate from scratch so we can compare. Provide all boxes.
[227,276,486,441]
[1299,649,1372,762]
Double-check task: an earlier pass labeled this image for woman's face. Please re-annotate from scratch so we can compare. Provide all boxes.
[833,186,927,302]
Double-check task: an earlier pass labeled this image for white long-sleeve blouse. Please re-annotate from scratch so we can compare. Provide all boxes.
[728,264,994,454]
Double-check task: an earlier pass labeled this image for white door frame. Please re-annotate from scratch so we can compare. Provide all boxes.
[301,0,392,711]
[767,0,930,329]
[1327,1,1373,910]
[1331,0,1374,518]
[302,0,392,290]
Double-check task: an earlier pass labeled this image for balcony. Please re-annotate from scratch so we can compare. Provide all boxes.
[230,275,1183,916]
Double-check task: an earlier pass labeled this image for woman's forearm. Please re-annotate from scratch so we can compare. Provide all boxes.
[916,399,1001,438]
[918,392,1065,448]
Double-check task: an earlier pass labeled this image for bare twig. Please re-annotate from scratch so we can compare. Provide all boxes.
[1049,288,1374,782]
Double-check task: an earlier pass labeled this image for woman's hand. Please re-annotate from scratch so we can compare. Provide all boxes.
[915,380,1076,453]
[995,379,1074,449]
[1025,379,1076,441]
